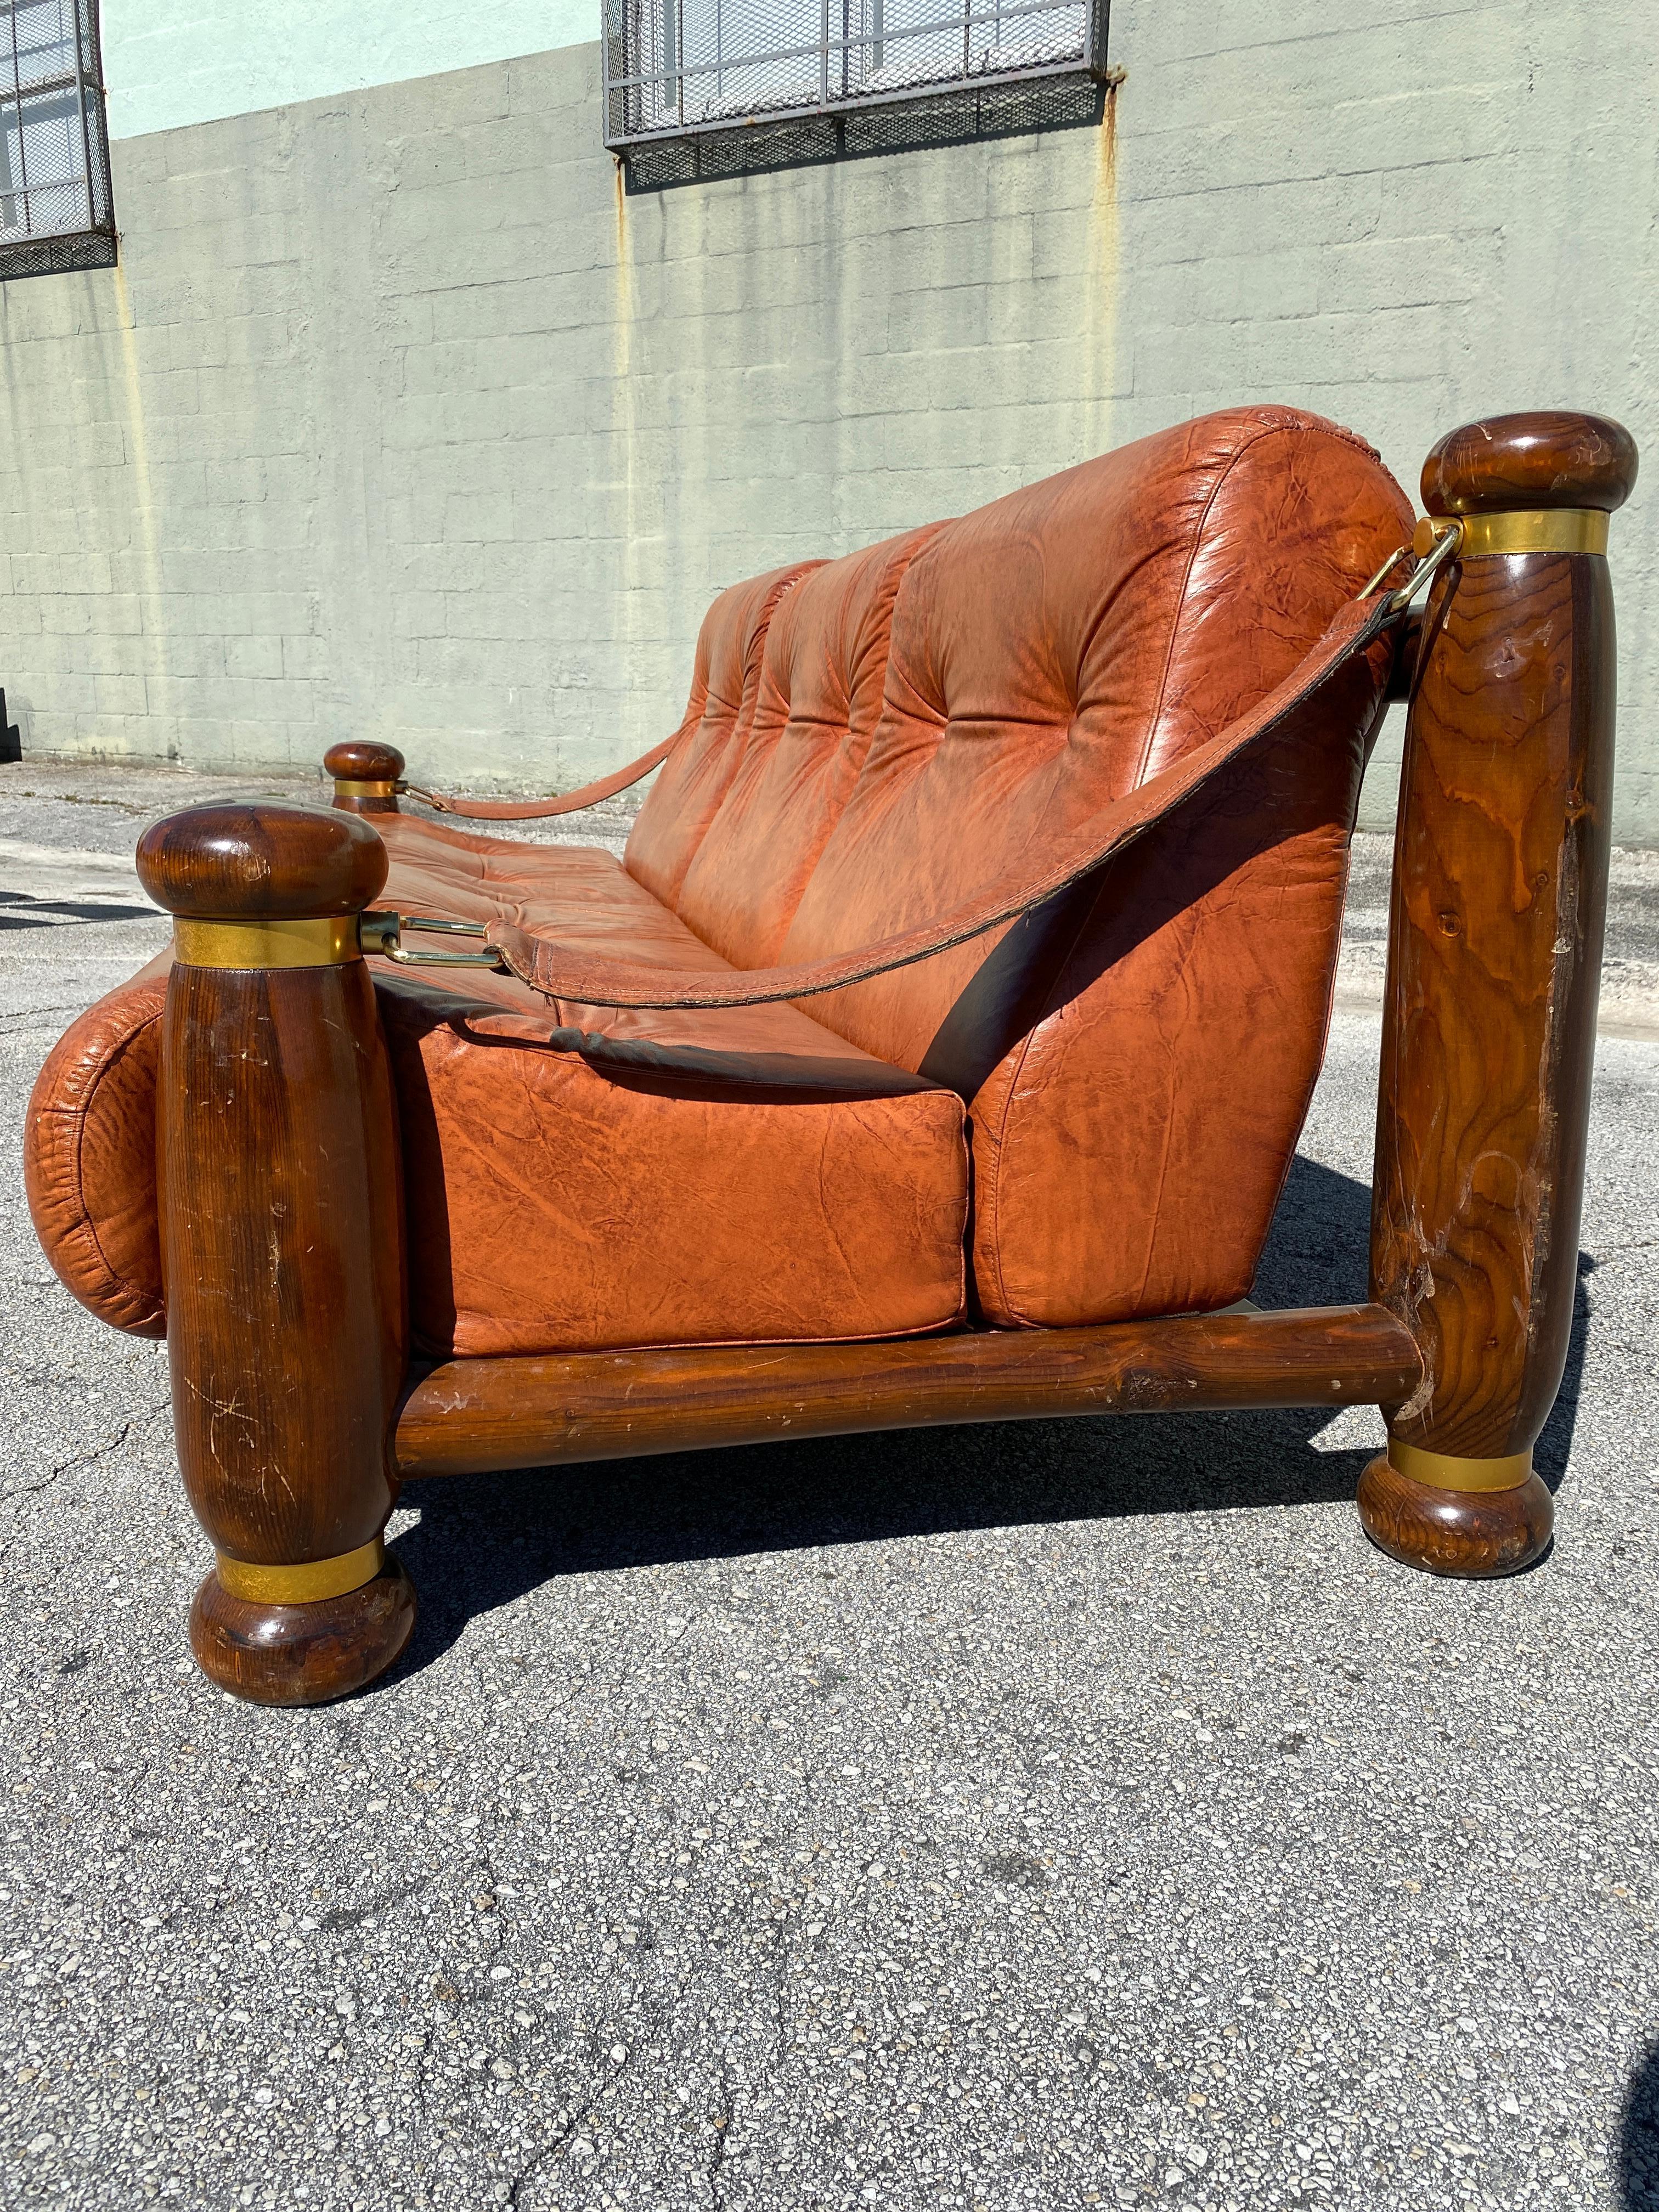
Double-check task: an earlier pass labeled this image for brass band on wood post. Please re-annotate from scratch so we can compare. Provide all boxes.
[324,740,405,815]
[137,803,416,1704]
[1363,411,1638,1578]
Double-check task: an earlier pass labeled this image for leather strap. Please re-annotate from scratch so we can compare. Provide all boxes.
[487,591,1400,1009]
[412,731,680,819]
[414,561,822,821]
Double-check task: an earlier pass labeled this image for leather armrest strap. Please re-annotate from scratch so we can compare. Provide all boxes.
[412,731,680,820]
[487,592,1398,1009]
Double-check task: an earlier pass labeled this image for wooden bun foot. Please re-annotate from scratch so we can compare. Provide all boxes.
[1357,1453,1554,1579]
[189,1555,416,1706]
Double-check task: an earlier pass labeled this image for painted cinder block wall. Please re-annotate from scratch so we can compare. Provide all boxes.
[0,0,1655,837]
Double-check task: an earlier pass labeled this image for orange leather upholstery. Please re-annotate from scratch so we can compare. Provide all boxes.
[368,819,969,1356]
[778,410,1412,1321]
[24,965,169,1339]
[623,562,821,911]
[26,831,970,1356]
[26,406,1411,1357]
[674,527,944,964]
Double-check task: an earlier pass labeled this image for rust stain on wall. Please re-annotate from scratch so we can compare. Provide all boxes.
[1082,81,1121,455]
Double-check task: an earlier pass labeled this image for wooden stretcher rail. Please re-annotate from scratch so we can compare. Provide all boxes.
[393,1304,1423,1479]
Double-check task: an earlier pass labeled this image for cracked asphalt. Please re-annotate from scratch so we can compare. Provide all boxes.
[2,761,1658,2212]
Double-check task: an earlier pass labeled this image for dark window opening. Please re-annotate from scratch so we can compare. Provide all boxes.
[606,0,1110,187]
[1,0,116,280]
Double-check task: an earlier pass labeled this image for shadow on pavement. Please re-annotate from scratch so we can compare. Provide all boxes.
[1620,2041,1659,2210]
[0,889,157,927]
[387,1154,1593,1682]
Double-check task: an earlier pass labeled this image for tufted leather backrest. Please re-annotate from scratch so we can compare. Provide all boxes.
[777,409,1409,1066]
[673,524,945,966]
[625,560,821,909]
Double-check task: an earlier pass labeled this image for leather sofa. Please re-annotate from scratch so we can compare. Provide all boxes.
[30,408,1410,1356]
[24,404,1634,1705]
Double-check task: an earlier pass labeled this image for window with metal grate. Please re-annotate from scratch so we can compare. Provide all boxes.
[605,0,1111,185]
[1,0,115,281]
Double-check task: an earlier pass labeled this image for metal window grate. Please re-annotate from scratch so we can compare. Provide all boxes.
[605,0,1108,168]
[1,0,115,281]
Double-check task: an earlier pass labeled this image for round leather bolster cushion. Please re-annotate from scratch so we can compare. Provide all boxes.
[25,975,168,1338]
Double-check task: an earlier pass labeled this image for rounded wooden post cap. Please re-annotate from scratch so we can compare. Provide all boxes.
[1423,411,1638,517]
[324,740,405,783]
[137,802,389,919]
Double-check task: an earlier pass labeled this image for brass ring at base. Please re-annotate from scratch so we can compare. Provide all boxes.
[173,915,361,970]
[215,1536,386,1605]
[333,778,400,799]
[1413,508,1609,558]
[1387,1440,1533,1494]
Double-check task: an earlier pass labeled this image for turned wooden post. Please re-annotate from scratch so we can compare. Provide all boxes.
[325,740,405,815]
[1361,411,1637,1576]
[137,804,415,1702]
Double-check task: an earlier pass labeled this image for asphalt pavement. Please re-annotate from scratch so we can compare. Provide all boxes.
[2,760,1657,2212]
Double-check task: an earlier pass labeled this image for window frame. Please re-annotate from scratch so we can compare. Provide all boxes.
[603,0,1111,181]
[0,0,116,283]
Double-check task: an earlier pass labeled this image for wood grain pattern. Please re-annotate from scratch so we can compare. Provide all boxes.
[1370,553,1613,1454]
[1356,1453,1554,1579]
[190,1558,416,1706]
[1384,607,1425,704]
[325,741,405,815]
[1364,409,1631,1576]
[138,802,388,917]
[159,960,407,1555]
[394,1304,1421,1479]
[145,805,413,1703]
[1422,412,1637,517]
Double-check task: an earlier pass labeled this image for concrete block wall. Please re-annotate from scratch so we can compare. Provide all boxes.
[0,0,1655,833]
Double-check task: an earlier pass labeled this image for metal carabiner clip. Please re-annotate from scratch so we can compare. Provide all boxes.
[359,911,509,970]
[1362,516,1465,619]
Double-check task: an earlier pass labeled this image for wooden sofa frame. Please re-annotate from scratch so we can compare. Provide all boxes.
[132,412,1632,1704]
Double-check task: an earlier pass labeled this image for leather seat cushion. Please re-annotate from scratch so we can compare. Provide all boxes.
[26,816,970,1359]
[375,814,968,1356]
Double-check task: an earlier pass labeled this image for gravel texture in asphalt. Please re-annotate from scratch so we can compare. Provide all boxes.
[2,763,1657,2212]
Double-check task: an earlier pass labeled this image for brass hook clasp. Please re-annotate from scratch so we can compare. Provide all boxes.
[1362,516,1465,618]
[359,911,508,970]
